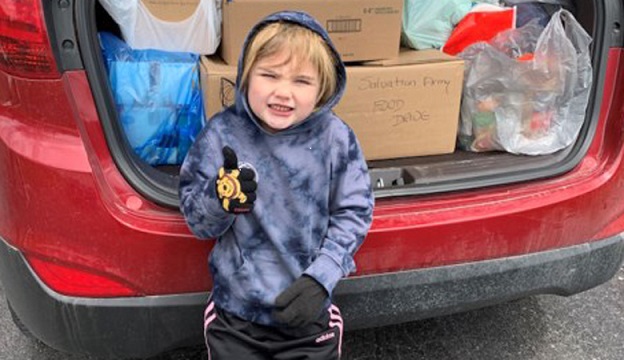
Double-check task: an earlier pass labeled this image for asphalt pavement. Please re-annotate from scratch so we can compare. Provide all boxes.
[1,266,623,360]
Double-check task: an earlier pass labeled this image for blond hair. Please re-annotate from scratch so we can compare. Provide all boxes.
[240,22,337,107]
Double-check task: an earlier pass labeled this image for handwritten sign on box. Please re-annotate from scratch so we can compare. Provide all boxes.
[335,50,464,160]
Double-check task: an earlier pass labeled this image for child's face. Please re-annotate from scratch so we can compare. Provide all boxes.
[247,49,321,133]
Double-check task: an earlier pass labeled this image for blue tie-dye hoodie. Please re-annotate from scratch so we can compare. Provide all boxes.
[179,11,374,326]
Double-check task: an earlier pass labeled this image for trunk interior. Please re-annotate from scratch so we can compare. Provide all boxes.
[74,0,612,208]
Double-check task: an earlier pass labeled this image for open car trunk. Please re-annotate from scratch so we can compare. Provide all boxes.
[73,0,615,208]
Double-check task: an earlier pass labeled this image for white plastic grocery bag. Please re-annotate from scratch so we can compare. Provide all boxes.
[98,0,221,55]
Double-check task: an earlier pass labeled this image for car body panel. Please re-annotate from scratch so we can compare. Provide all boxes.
[1,1,624,358]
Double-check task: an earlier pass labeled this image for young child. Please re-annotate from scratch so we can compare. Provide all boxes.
[179,11,374,359]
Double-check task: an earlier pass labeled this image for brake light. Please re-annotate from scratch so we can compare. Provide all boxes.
[0,1,59,78]
[27,256,139,298]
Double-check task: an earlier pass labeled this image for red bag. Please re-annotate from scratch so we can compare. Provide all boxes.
[442,5,516,56]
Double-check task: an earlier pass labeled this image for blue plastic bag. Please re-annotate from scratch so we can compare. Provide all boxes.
[99,32,205,165]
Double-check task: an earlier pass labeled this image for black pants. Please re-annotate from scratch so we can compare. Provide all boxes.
[204,300,343,360]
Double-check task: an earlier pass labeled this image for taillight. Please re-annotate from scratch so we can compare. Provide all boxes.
[0,1,59,78]
[27,256,139,298]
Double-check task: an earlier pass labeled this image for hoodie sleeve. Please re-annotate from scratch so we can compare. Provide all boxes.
[304,126,374,295]
[179,125,235,239]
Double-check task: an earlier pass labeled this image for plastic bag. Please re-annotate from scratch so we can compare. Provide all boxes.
[502,0,574,27]
[401,0,473,50]
[99,32,205,165]
[442,4,516,56]
[98,0,221,55]
[502,0,576,13]
[458,9,592,155]
[513,3,551,27]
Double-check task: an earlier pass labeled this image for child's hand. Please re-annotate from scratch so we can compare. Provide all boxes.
[273,275,328,328]
[215,146,257,214]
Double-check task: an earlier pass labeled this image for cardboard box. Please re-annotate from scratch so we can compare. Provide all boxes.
[221,0,402,65]
[140,0,200,22]
[200,56,237,119]
[335,50,464,160]
[199,50,464,160]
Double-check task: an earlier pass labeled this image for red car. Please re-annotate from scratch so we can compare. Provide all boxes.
[1,0,624,358]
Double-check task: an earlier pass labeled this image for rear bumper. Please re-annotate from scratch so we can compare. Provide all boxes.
[1,234,623,359]
[0,237,207,359]
[336,234,624,330]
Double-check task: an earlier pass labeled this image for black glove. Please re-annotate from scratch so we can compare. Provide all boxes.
[273,275,329,328]
[215,146,257,214]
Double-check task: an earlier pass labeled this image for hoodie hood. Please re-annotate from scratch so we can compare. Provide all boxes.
[234,11,347,134]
